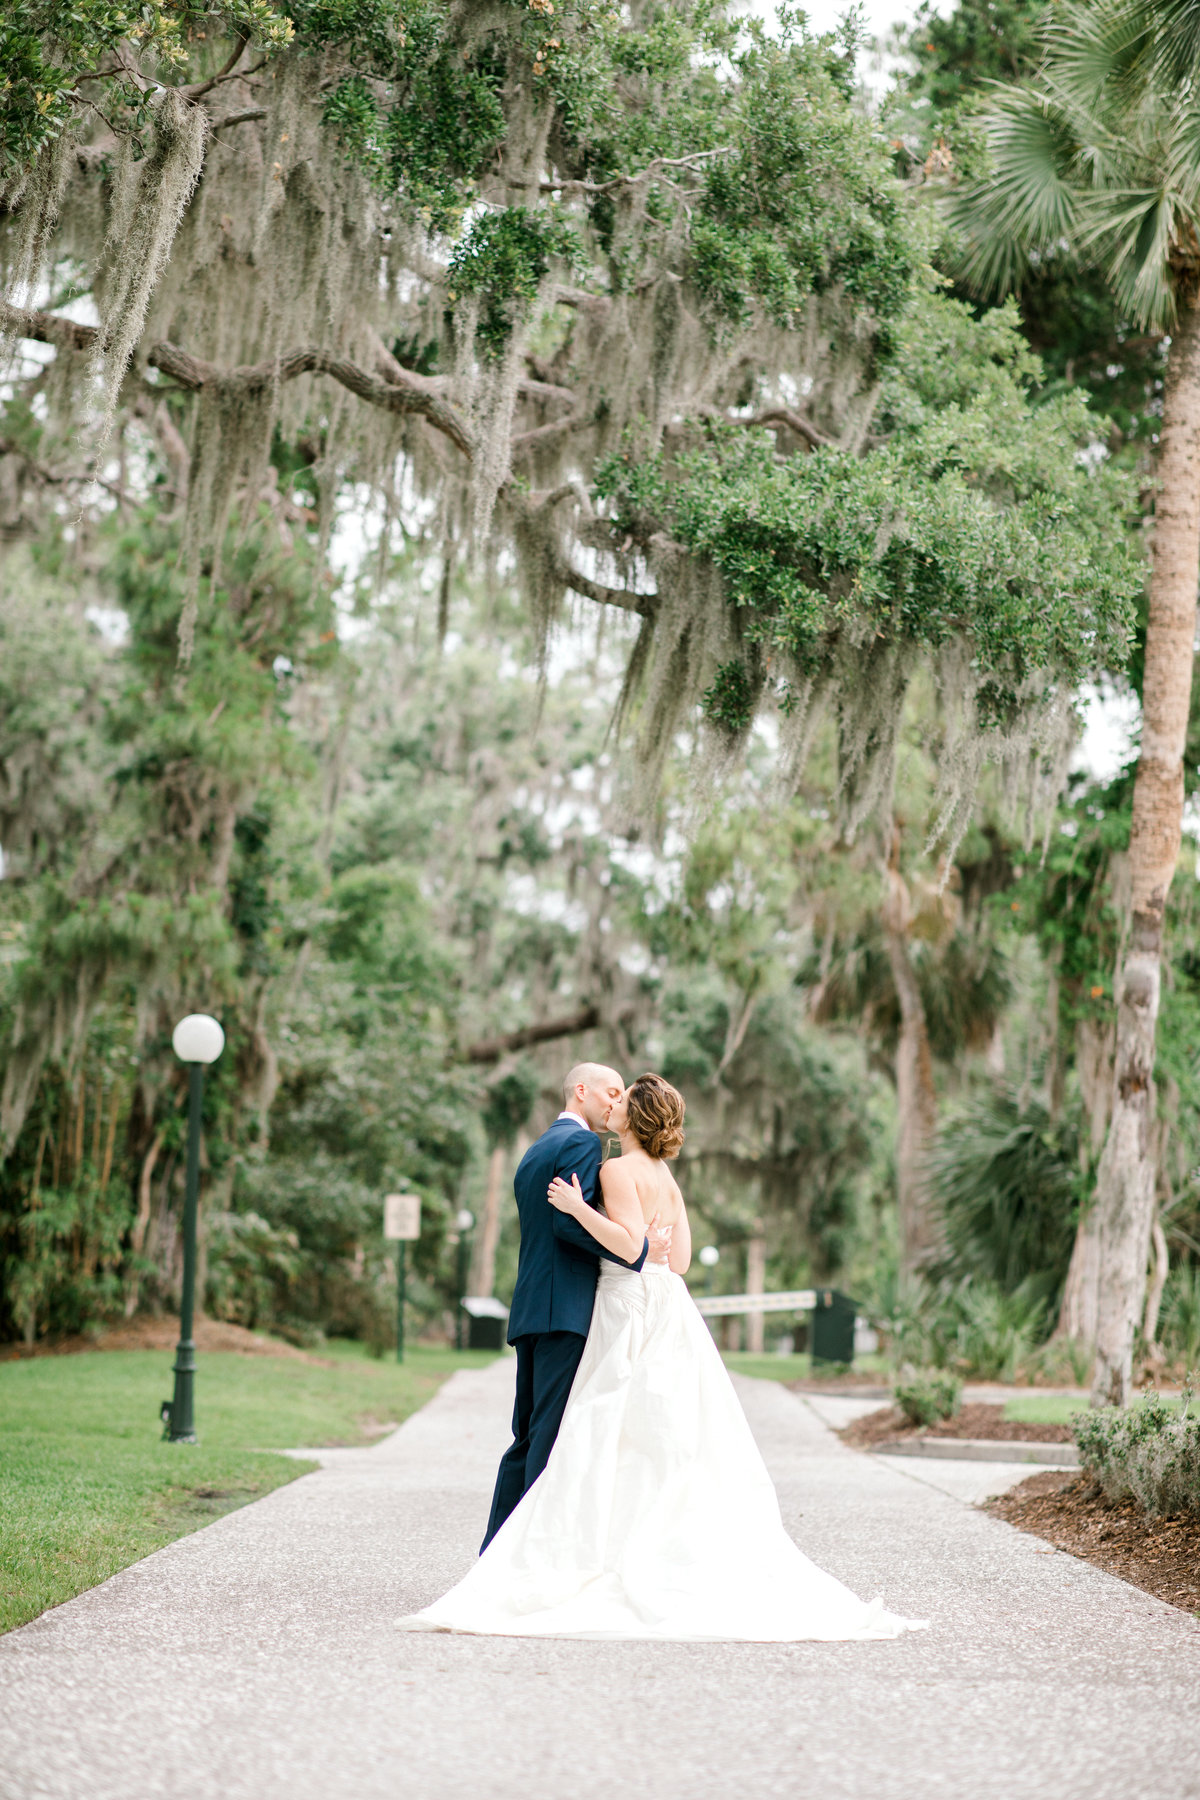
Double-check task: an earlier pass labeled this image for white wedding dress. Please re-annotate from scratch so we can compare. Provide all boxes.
[405,1261,926,1641]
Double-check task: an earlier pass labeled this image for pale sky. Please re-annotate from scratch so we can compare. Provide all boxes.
[744,0,947,98]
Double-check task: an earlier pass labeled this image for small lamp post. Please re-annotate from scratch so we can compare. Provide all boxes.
[454,1208,474,1351]
[163,1013,224,1443]
[699,1243,720,1298]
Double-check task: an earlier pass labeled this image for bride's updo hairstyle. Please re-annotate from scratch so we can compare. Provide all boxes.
[625,1073,686,1161]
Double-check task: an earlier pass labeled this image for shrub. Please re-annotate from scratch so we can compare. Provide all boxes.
[1072,1390,1200,1518]
[929,1090,1079,1294]
[950,1277,1051,1381]
[1161,1266,1200,1369]
[1022,1333,1094,1388]
[205,1211,301,1329]
[881,1273,1051,1380]
[894,1369,962,1427]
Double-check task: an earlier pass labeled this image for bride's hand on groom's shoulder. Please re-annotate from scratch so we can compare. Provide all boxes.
[547,1173,584,1214]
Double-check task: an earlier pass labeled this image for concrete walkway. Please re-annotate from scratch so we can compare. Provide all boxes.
[2,1362,1198,1800]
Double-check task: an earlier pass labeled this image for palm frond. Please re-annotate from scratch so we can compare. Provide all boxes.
[946,0,1200,325]
[1147,0,1200,85]
[1079,185,1179,325]
[1043,0,1156,110]
[945,90,1080,297]
[929,1090,1079,1293]
[1166,98,1200,207]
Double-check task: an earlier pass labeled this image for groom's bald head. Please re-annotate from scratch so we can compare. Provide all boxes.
[563,1062,625,1133]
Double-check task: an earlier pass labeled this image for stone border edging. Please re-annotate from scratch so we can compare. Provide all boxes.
[874,1437,1080,1467]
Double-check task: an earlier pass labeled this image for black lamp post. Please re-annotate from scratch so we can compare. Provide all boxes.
[699,1243,720,1297]
[454,1208,474,1351]
[163,1012,225,1443]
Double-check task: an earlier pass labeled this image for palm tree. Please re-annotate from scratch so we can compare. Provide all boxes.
[810,827,1011,1273]
[947,0,1200,1404]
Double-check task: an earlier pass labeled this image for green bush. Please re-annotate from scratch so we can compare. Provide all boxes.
[950,1278,1051,1381]
[1161,1266,1200,1368]
[1022,1333,1094,1388]
[882,1273,1051,1381]
[1072,1390,1200,1518]
[894,1369,962,1427]
[205,1211,302,1329]
[929,1091,1079,1294]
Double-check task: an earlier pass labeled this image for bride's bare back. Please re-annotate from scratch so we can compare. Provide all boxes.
[602,1149,682,1225]
[599,1150,691,1273]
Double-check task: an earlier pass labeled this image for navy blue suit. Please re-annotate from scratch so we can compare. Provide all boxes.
[482,1117,647,1550]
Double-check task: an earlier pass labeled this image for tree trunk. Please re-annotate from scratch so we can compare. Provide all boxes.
[1056,1207,1102,1344]
[470,1143,506,1298]
[125,1125,165,1317]
[882,825,940,1271]
[1142,1214,1170,1355]
[1054,1015,1116,1341]
[99,1081,121,1191]
[745,1232,766,1355]
[1043,959,1064,1119]
[1091,290,1200,1408]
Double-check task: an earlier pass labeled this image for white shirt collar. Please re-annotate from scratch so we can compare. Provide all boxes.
[556,1109,588,1126]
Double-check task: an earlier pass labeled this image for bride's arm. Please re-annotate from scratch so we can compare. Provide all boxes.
[669,1198,691,1274]
[547,1164,645,1264]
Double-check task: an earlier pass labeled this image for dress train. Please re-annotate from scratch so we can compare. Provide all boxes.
[405,1262,927,1641]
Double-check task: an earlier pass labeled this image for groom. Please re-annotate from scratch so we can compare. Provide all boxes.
[481,1061,670,1551]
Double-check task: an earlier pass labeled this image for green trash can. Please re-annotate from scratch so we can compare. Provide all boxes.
[462,1296,508,1351]
[810,1289,856,1366]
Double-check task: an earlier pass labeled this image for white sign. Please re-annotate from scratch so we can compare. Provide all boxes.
[693,1289,817,1317]
[383,1193,421,1240]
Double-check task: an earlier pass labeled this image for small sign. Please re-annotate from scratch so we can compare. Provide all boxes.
[383,1193,421,1240]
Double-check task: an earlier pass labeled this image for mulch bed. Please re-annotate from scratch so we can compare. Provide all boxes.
[987,1471,1200,1616]
[0,1317,332,1364]
[840,1401,1074,1452]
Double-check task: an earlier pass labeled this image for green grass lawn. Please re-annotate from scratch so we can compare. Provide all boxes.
[1002,1391,1183,1425]
[1003,1393,1087,1426]
[718,1358,1185,1429]
[0,1341,498,1635]
[721,1351,890,1385]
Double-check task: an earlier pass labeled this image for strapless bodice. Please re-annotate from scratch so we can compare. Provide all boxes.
[598,1257,672,1289]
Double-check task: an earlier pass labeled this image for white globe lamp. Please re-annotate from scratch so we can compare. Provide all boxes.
[172,1013,225,1064]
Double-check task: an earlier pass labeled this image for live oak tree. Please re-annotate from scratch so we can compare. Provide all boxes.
[0,0,1144,1324]
[947,0,1200,1405]
[0,546,642,1341]
[2,0,1137,780]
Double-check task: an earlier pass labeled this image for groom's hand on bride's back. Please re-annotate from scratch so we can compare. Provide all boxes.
[646,1212,672,1265]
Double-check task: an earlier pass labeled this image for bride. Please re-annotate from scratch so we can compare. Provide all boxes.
[406,1072,925,1641]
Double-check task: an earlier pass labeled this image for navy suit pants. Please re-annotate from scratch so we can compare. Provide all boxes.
[481,1330,587,1553]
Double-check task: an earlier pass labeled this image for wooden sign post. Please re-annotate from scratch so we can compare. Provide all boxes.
[383,1192,421,1362]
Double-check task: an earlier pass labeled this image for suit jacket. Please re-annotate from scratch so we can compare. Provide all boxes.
[506,1117,648,1342]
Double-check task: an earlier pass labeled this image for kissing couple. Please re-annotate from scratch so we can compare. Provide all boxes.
[406,1063,925,1641]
